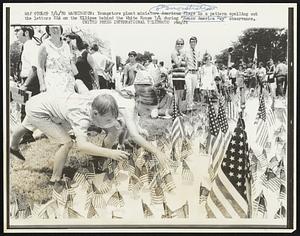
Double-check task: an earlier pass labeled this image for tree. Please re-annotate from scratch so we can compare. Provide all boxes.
[215,28,287,67]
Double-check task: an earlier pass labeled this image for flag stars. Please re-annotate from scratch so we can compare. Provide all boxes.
[231,140,236,145]
[222,162,226,167]
[239,133,243,138]
[229,164,234,169]
[230,148,235,153]
[229,172,234,177]
[230,156,235,161]
[237,182,241,186]
[237,173,242,179]
[238,166,242,171]
[238,158,243,163]
[238,150,243,155]
[239,141,243,146]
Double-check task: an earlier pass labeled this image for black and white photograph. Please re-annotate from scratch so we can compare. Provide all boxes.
[3,2,297,233]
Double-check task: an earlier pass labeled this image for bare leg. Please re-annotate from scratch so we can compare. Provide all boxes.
[10,125,30,150]
[50,141,73,182]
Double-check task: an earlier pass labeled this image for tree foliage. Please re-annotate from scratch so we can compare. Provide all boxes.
[215,28,287,67]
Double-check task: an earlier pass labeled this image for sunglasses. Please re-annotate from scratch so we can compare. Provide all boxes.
[176,43,184,46]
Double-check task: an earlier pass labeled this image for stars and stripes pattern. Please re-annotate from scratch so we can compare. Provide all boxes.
[206,97,220,155]
[171,88,185,147]
[161,202,175,218]
[181,160,194,184]
[63,206,83,218]
[85,184,94,210]
[257,149,268,169]
[206,117,251,218]
[128,175,143,193]
[52,182,67,206]
[274,204,286,219]
[255,94,268,148]
[150,184,165,205]
[226,99,239,122]
[253,191,267,218]
[107,191,125,208]
[87,202,98,218]
[261,168,281,192]
[180,138,193,161]
[266,107,276,128]
[173,201,189,218]
[141,200,154,218]
[91,182,107,209]
[268,155,278,169]
[161,171,176,192]
[278,184,286,200]
[199,183,210,204]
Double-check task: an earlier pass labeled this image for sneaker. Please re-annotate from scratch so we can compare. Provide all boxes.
[10,147,25,161]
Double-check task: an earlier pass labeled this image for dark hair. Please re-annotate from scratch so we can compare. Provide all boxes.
[45,25,63,35]
[66,33,85,50]
[189,36,197,43]
[20,26,34,39]
[159,61,164,67]
[91,44,99,51]
[128,51,137,57]
[259,62,264,66]
[92,94,119,118]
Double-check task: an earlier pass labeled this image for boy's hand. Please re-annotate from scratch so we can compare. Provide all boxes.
[108,149,129,161]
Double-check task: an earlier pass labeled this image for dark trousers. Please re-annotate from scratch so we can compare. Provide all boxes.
[276,75,286,97]
[20,76,40,121]
[99,75,110,89]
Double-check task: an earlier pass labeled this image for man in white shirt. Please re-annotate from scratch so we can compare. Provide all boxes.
[15,26,40,143]
[185,36,201,110]
[90,44,115,89]
[275,59,288,97]
[228,66,238,93]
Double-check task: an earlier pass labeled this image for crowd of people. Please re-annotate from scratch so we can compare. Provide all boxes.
[9,25,288,185]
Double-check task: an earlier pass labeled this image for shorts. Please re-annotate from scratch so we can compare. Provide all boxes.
[172,80,185,90]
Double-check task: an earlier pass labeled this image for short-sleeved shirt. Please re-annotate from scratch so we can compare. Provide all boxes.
[91,51,113,75]
[27,90,135,139]
[20,39,39,78]
[124,62,144,86]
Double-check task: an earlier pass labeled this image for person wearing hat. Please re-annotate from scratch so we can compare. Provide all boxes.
[123,51,145,87]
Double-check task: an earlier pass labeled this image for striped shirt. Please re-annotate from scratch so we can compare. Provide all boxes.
[171,50,187,81]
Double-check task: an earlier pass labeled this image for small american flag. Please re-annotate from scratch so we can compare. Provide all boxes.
[87,202,98,218]
[266,107,276,128]
[128,175,143,193]
[278,184,286,200]
[141,200,154,218]
[171,90,185,146]
[182,159,194,184]
[199,183,210,204]
[85,184,94,210]
[107,191,125,208]
[139,164,149,185]
[180,138,193,161]
[253,191,267,218]
[173,201,189,218]
[255,94,268,148]
[162,172,176,192]
[257,149,268,169]
[161,201,175,218]
[63,206,83,219]
[268,155,278,170]
[274,204,286,219]
[150,185,165,205]
[261,168,281,192]
[52,182,67,206]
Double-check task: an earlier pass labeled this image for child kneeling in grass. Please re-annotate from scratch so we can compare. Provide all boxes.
[10,89,169,183]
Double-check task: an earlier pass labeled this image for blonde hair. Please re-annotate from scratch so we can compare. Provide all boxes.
[91,94,119,118]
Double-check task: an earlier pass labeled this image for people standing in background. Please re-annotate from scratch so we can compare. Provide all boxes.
[14,26,40,144]
[144,57,161,85]
[68,34,99,90]
[90,44,115,89]
[171,38,187,114]
[123,51,145,87]
[185,36,201,111]
[199,53,218,103]
[158,61,168,76]
[236,64,245,96]
[275,59,288,98]
[228,65,238,94]
[257,62,266,94]
[266,59,276,98]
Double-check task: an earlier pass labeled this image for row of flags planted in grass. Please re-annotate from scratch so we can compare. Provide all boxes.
[10,90,287,220]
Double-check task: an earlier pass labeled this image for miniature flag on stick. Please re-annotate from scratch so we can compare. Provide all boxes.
[141,200,154,218]
[261,168,281,192]
[199,183,210,204]
[278,184,286,201]
[173,201,189,218]
[253,191,267,218]
[87,202,98,218]
[161,201,175,218]
[107,191,125,208]
[181,160,194,184]
[255,94,268,148]
[274,203,286,219]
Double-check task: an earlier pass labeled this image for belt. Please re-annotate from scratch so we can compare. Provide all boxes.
[188,69,198,74]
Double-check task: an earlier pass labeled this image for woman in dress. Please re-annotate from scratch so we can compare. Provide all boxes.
[171,38,187,113]
[199,53,218,102]
[37,25,78,93]
[68,34,99,90]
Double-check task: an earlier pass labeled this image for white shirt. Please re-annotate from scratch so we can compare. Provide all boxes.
[91,51,113,75]
[185,47,201,70]
[229,68,238,78]
[20,39,39,78]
